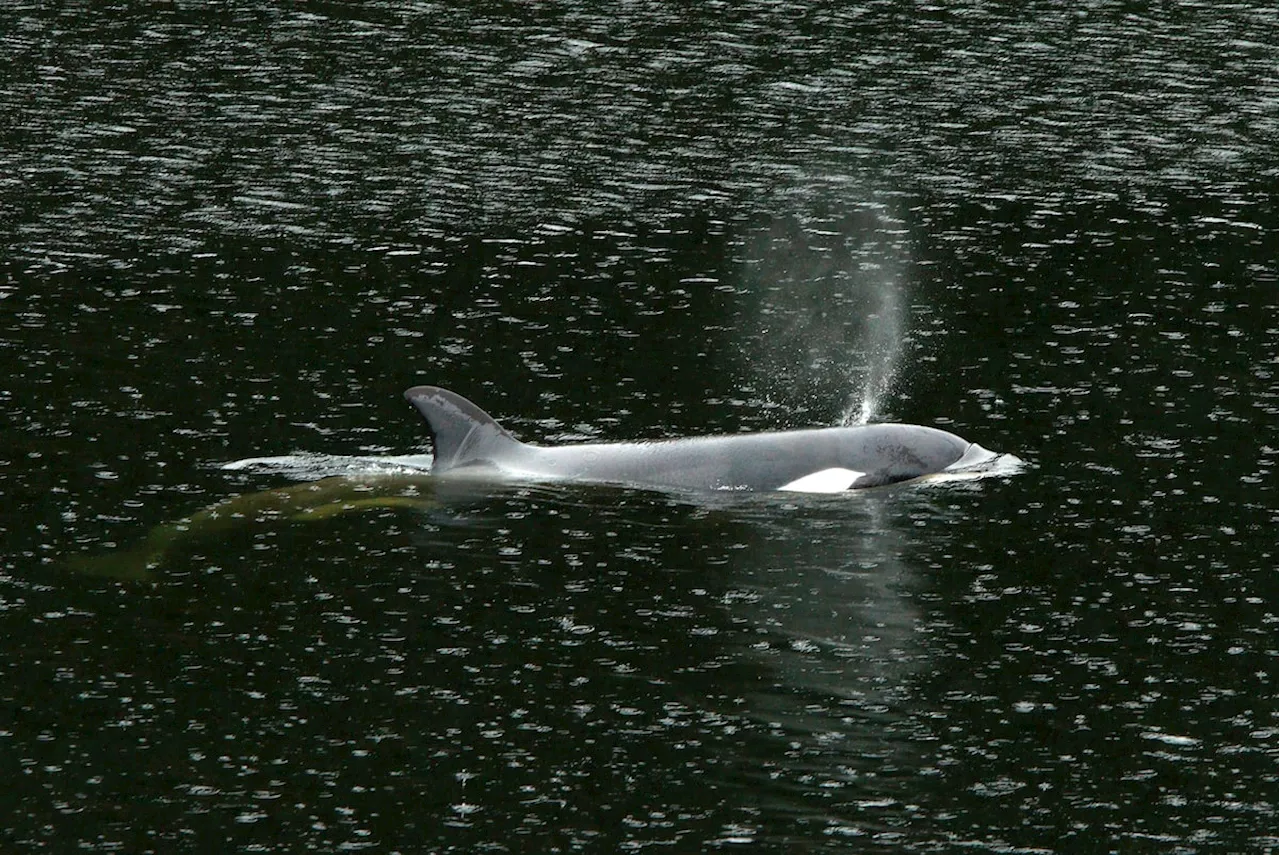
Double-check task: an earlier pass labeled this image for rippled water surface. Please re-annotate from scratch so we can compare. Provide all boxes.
[2,2,1276,852]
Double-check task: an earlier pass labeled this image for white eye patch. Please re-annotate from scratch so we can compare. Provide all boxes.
[777,468,865,493]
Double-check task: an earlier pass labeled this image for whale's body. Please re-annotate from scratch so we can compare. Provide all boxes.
[402,386,998,493]
[69,388,1007,579]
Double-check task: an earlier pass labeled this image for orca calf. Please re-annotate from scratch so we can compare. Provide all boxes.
[403,386,999,494]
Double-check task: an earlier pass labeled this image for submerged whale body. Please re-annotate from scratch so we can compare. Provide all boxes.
[403,386,999,494]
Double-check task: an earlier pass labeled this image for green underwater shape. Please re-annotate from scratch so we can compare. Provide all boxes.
[68,475,439,581]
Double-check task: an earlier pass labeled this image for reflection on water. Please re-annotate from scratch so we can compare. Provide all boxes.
[3,1,1270,260]
[434,485,948,846]
[50,461,1005,847]
[0,0,1274,851]
[4,204,1273,849]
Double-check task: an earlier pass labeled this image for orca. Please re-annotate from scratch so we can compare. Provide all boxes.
[402,386,1000,493]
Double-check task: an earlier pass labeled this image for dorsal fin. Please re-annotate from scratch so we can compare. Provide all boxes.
[403,386,525,473]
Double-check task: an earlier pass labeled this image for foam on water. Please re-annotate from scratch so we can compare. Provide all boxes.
[914,449,1028,486]
[220,452,434,480]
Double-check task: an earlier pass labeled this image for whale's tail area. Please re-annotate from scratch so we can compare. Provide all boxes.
[403,386,526,473]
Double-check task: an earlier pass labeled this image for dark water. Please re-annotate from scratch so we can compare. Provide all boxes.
[3,2,1276,852]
